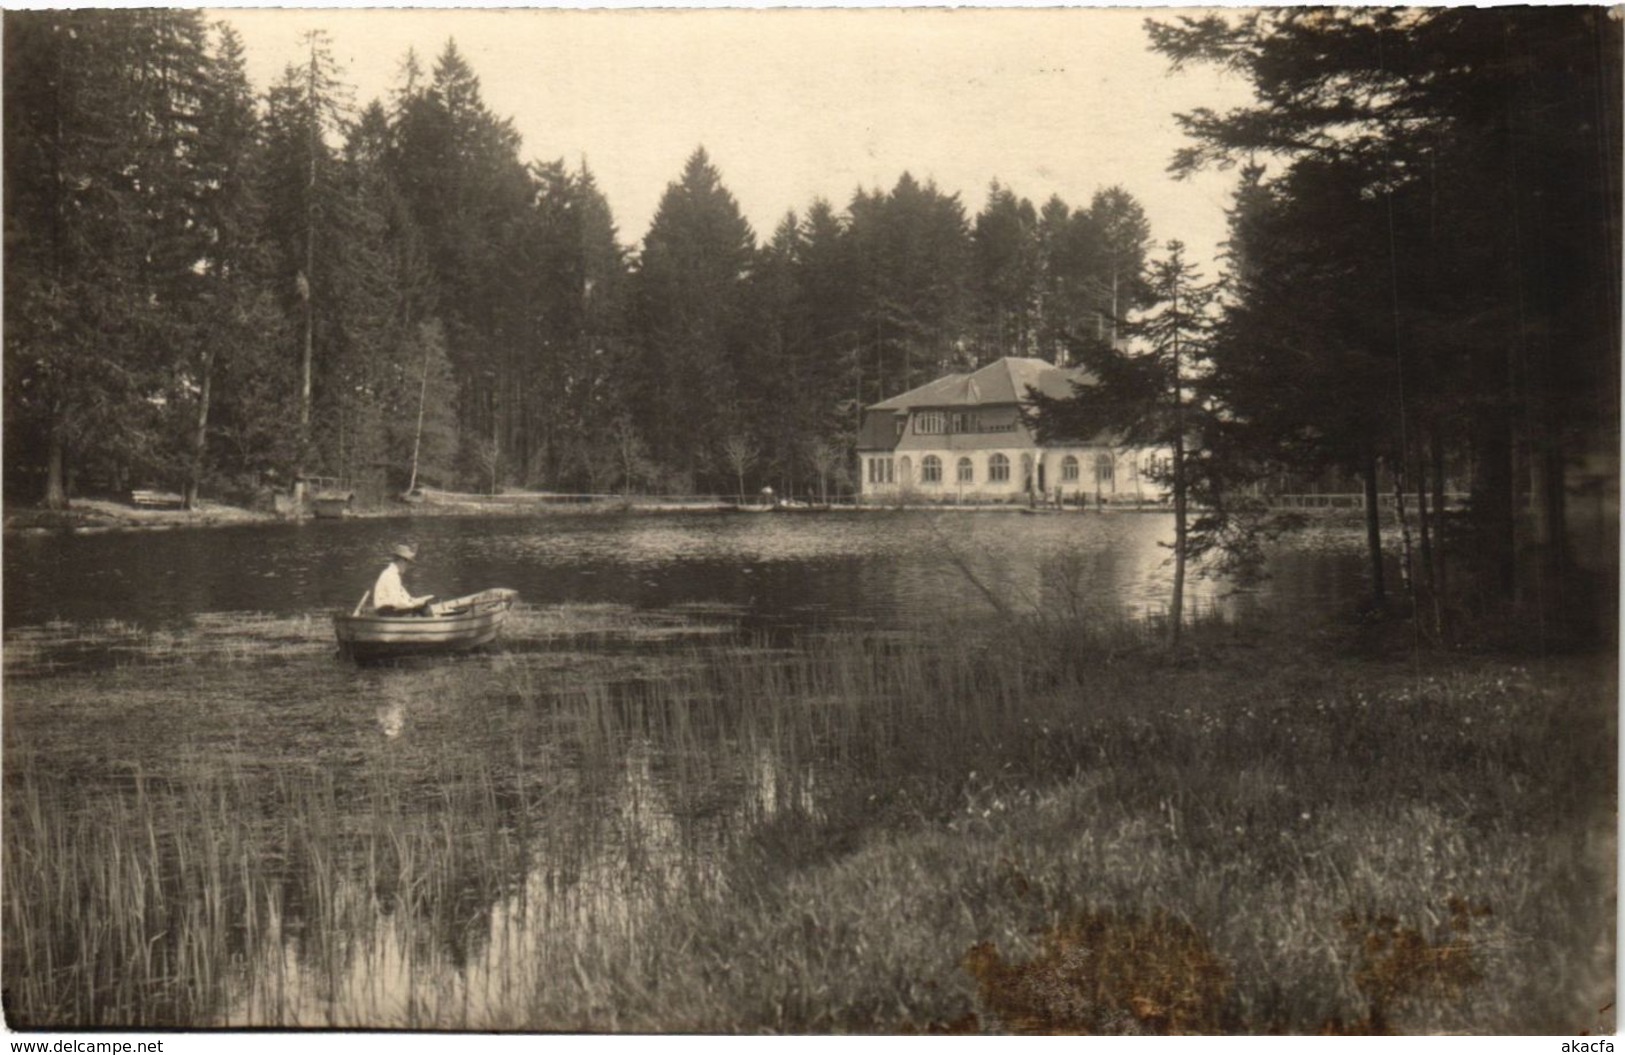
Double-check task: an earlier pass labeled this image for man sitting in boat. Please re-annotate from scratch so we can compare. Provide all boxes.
[373,544,435,616]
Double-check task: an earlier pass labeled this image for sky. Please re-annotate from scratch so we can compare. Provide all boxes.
[220,7,1257,269]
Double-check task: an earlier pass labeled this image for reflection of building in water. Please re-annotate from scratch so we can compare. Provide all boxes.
[876,515,1235,626]
[856,357,1172,506]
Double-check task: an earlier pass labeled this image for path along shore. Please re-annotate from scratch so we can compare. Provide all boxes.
[3,492,1378,537]
[2,493,745,535]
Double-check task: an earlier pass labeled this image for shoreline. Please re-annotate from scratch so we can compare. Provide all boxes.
[3,493,1379,537]
[2,496,743,536]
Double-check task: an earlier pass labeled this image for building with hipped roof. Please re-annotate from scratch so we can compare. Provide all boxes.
[855,357,1170,505]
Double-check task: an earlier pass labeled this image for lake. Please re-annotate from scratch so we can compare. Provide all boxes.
[3,509,1375,637]
[2,510,1383,1028]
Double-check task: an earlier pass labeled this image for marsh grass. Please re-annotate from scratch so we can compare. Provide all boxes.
[3,609,1614,1033]
[505,622,1612,1034]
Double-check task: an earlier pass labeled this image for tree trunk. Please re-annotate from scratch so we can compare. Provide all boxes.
[296,43,318,512]
[1430,432,1450,631]
[1362,455,1385,609]
[44,429,67,511]
[1168,326,1187,648]
[1413,432,1440,639]
[1392,458,1415,604]
[185,346,215,511]
[1476,403,1517,600]
[1169,434,1187,649]
[407,340,430,494]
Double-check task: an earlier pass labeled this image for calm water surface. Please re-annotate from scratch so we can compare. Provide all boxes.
[2,511,1380,1028]
[4,509,1369,633]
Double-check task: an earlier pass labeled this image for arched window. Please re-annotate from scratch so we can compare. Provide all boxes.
[957,457,974,484]
[921,455,942,484]
[1061,455,1080,483]
[898,456,913,485]
[1095,452,1115,486]
[988,453,1011,483]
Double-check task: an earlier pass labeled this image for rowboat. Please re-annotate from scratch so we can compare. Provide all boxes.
[334,588,519,661]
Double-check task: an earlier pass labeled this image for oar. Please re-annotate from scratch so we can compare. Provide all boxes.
[352,590,371,616]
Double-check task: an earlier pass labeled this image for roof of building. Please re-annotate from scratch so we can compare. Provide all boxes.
[869,357,1093,412]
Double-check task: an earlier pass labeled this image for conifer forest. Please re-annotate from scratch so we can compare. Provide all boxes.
[5,8,1619,637]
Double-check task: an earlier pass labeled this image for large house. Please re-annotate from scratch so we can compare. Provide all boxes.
[855,357,1169,505]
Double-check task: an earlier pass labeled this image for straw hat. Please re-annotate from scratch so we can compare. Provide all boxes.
[390,543,417,562]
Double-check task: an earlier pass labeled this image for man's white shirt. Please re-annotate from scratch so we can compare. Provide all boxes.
[373,562,426,610]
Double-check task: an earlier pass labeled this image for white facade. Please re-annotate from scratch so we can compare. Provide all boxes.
[856,357,1171,505]
[861,445,1168,505]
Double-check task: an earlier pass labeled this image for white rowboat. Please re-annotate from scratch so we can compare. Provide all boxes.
[334,588,518,661]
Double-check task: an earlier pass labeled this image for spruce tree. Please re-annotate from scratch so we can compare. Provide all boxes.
[632,146,756,491]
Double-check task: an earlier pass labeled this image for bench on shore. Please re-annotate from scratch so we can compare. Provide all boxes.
[130,489,186,509]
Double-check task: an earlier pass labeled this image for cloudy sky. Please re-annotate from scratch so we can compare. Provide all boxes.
[220,7,1255,268]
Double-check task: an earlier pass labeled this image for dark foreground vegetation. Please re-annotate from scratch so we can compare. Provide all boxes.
[4,608,1613,1033]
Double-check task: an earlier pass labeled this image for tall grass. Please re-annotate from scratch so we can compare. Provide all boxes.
[515,622,1612,1034]
[3,613,1614,1032]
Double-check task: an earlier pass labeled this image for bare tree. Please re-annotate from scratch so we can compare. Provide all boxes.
[720,433,759,502]
[806,437,845,505]
[474,436,502,496]
[610,416,654,497]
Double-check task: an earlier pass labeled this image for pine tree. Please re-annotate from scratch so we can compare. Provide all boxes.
[260,29,352,499]
[516,159,629,489]
[845,173,971,404]
[390,41,534,488]
[1026,243,1217,647]
[183,21,285,507]
[4,11,217,506]
[971,181,1041,362]
[743,211,813,494]
[797,198,862,450]
[323,100,443,496]
[632,146,756,491]
[1033,195,1074,363]
[1073,187,1153,346]
[1148,7,1621,634]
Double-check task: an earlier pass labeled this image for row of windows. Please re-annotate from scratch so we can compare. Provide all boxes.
[868,452,1137,487]
[911,411,1017,435]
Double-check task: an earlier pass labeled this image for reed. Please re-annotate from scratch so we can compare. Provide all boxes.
[3,611,1614,1033]
[498,631,1613,1034]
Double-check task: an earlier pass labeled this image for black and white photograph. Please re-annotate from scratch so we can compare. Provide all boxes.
[1,4,1618,1040]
